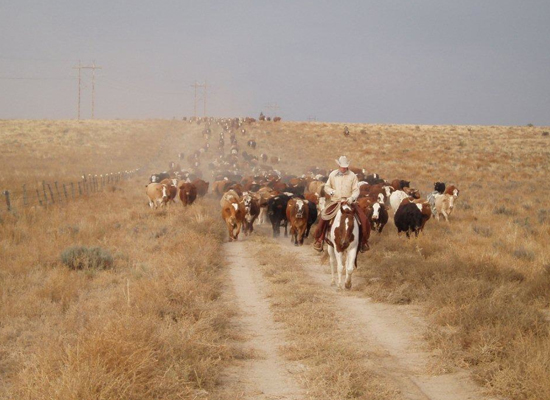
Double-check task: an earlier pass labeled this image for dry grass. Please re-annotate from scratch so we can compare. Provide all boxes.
[0,182,236,399]
[2,119,550,399]
[0,120,239,399]
[250,236,400,400]
[243,120,550,399]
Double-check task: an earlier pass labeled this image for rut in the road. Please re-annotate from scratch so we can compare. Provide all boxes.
[222,241,305,400]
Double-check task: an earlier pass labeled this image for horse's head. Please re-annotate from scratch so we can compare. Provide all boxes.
[334,202,356,251]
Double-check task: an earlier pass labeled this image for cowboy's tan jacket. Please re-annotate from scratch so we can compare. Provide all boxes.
[324,169,360,201]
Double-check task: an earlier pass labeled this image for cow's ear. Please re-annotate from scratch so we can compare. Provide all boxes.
[304,200,309,204]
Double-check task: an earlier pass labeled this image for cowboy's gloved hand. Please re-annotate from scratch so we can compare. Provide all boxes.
[346,197,354,205]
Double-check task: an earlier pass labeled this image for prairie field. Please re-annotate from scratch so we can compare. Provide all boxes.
[1,119,550,399]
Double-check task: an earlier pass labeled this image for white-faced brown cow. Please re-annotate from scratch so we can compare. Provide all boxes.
[220,190,245,241]
[146,183,170,209]
[242,192,260,235]
[286,197,310,246]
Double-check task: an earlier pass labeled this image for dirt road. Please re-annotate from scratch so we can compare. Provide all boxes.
[222,226,497,400]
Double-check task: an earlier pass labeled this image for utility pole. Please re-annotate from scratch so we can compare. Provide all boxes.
[190,81,206,118]
[203,80,207,117]
[90,61,101,119]
[72,61,102,120]
[72,61,82,120]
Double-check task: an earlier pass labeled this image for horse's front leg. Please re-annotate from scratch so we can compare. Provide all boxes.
[335,251,344,289]
[345,248,358,290]
[327,245,337,287]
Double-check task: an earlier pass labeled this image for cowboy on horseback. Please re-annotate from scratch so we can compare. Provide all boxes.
[312,155,370,253]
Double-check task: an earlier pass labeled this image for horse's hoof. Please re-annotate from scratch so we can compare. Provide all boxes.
[345,282,352,290]
[330,281,336,287]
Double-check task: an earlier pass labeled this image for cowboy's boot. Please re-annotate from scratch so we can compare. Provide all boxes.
[313,238,324,252]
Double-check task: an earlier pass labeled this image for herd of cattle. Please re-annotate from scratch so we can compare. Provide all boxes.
[144,116,460,246]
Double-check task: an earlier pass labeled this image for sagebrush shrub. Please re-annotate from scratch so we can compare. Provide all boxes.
[61,246,113,270]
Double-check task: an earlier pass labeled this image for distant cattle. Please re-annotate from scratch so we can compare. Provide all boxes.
[273,116,281,122]
[286,197,310,246]
[247,140,257,149]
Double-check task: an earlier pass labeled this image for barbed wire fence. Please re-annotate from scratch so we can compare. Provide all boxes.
[1,170,140,213]
[1,119,182,214]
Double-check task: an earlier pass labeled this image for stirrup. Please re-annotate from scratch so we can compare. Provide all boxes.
[313,241,323,252]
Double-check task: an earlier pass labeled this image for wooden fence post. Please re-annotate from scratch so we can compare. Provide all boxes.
[63,183,68,201]
[78,181,82,196]
[3,190,11,212]
[47,184,55,204]
[71,182,75,199]
[22,184,28,207]
[54,181,61,201]
[42,181,48,204]
[36,189,43,206]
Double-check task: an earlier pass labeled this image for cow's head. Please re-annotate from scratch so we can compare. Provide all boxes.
[372,202,381,220]
[295,199,305,218]
[449,194,455,209]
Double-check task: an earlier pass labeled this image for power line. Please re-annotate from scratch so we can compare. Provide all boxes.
[98,76,189,95]
[0,76,72,80]
[265,102,281,116]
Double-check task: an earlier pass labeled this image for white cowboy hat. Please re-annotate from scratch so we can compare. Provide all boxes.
[335,155,351,168]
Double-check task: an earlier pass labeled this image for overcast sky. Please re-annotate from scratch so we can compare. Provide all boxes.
[1,1,549,125]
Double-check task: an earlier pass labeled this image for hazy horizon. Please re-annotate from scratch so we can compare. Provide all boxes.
[2,1,549,125]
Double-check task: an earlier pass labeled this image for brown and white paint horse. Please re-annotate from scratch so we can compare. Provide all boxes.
[326,201,360,289]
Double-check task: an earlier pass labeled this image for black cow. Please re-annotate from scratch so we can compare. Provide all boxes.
[149,172,170,183]
[394,202,423,238]
[267,194,291,238]
[285,185,306,196]
[305,200,318,238]
[399,180,411,189]
[365,173,385,185]
[434,182,446,194]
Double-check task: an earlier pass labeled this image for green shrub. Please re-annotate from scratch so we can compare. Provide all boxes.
[61,246,113,270]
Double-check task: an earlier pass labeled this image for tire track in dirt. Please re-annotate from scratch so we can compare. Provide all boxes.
[222,241,306,400]
[263,227,498,400]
